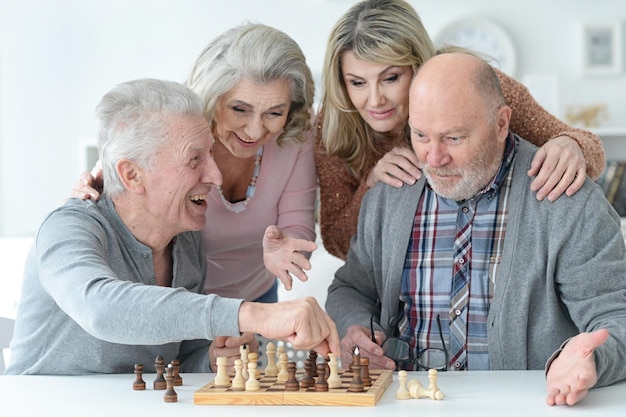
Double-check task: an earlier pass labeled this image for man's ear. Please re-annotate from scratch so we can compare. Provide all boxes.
[496,105,512,141]
[116,159,145,194]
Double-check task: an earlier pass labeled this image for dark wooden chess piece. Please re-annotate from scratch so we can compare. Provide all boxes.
[308,350,318,377]
[132,363,146,390]
[360,356,372,388]
[170,358,182,386]
[348,362,364,392]
[300,358,315,389]
[314,363,329,392]
[285,362,300,391]
[153,355,167,390]
[163,364,177,402]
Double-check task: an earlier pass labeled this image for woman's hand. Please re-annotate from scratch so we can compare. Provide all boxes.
[70,162,104,201]
[528,136,586,201]
[366,146,422,189]
[262,225,317,291]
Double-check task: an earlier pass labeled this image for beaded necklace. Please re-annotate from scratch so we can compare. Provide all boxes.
[217,146,263,213]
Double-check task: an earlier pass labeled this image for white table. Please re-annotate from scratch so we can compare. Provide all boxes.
[2,370,625,416]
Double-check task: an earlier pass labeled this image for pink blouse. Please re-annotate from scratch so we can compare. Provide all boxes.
[202,135,317,300]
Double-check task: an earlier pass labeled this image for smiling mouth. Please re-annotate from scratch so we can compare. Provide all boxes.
[368,109,395,119]
[190,194,207,205]
[235,133,256,144]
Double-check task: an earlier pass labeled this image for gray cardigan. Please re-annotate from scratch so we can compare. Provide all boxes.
[326,137,626,387]
[6,196,243,375]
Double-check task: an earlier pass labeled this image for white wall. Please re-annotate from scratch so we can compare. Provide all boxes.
[1,0,625,237]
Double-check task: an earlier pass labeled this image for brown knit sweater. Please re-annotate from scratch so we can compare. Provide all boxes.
[314,69,606,260]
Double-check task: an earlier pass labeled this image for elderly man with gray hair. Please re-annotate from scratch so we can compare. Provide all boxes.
[6,78,339,375]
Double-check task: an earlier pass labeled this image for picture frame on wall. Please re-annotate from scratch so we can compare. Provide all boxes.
[582,22,623,76]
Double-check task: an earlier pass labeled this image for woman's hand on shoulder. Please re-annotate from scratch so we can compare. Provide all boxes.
[262,225,317,291]
[69,161,104,201]
[365,146,422,189]
[528,136,586,201]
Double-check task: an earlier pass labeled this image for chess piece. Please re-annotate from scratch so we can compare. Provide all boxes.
[314,362,329,392]
[408,376,444,400]
[264,341,278,377]
[360,356,372,387]
[153,355,167,390]
[163,364,178,402]
[132,363,146,390]
[170,359,182,386]
[396,370,410,400]
[348,360,364,392]
[285,362,300,391]
[300,358,315,389]
[245,361,260,391]
[349,346,360,373]
[276,344,286,370]
[240,344,250,380]
[214,357,230,387]
[427,369,445,400]
[327,353,341,389]
[277,352,289,383]
[308,350,318,377]
[231,359,245,391]
[248,352,261,379]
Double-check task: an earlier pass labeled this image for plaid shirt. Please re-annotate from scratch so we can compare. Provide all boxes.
[397,132,517,371]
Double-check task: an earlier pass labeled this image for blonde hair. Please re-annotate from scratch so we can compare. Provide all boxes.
[186,22,315,147]
[319,0,436,177]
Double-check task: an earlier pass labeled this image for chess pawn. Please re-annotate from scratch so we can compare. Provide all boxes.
[396,370,410,400]
[427,369,445,400]
[231,359,245,391]
[300,358,315,389]
[327,353,342,389]
[214,357,230,388]
[153,355,167,390]
[248,352,261,379]
[277,352,289,383]
[132,363,146,391]
[285,362,300,391]
[163,364,178,402]
[314,363,329,392]
[170,359,182,386]
[245,361,261,391]
[264,341,278,377]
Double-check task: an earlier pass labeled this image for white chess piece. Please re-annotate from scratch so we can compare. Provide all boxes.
[276,352,289,383]
[427,369,445,400]
[213,357,230,387]
[231,359,245,391]
[396,370,410,400]
[264,341,278,377]
[327,353,342,389]
[245,361,260,391]
[240,344,250,380]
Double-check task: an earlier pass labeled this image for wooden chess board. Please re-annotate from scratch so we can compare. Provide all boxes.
[194,369,394,406]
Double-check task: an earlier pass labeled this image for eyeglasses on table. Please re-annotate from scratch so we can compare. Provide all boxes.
[370,312,449,371]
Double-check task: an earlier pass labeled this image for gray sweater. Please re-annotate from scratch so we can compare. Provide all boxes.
[6,196,243,375]
[326,137,626,387]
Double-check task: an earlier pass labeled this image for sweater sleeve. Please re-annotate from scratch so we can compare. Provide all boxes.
[276,133,317,245]
[496,69,606,179]
[314,120,367,261]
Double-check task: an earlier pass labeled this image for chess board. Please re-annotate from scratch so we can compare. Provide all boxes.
[194,369,394,406]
